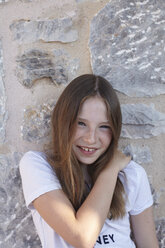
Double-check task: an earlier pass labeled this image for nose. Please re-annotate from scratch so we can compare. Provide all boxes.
[83,128,97,144]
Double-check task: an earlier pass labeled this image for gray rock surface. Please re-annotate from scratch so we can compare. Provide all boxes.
[0,40,7,143]
[0,152,41,248]
[89,0,165,97]
[121,104,165,139]
[16,49,79,88]
[10,17,78,43]
[0,0,8,3]
[151,186,165,208]
[21,102,55,142]
[76,0,87,2]
[123,144,152,164]
[76,0,96,2]
[156,218,165,248]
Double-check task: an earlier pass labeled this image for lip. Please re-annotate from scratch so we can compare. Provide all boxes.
[77,146,98,155]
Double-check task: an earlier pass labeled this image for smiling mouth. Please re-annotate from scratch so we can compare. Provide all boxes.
[78,146,97,152]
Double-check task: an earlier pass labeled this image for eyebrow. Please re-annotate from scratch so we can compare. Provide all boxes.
[77,117,110,124]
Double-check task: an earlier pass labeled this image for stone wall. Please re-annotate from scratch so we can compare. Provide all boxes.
[0,0,164,247]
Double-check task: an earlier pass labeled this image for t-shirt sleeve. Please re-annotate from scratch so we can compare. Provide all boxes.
[127,162,153,215]
[19,151,62,210]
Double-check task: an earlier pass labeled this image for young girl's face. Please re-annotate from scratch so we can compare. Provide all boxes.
[72,96,112,165]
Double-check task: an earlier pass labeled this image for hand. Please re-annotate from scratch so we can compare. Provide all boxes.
[106,150,131,173]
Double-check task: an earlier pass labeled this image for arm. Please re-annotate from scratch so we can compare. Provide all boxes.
[130,206,159,248]
[33,152,130,248]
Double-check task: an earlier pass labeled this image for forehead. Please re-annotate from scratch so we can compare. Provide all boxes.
[78,96,109,120]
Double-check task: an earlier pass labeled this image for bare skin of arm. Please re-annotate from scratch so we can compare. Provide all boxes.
[33,151,130,248]
[131,206,159,248]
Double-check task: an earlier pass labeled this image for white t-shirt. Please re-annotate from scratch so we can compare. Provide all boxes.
[19,151,153,248]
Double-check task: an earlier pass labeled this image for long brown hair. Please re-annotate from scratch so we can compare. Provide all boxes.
[50,74,125,219]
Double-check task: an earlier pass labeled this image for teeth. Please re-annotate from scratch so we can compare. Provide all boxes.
[81,147,95,152]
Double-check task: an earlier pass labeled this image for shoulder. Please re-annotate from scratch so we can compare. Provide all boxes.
[19,151,61,209]
[120,160,153,214]
[120,160,150,191]
[20,150,47,165]
[19,150,58,185]
[19,150,52,172]
[123,160,147,180]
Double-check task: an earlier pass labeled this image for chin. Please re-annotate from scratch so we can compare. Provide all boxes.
[78,158,98,165]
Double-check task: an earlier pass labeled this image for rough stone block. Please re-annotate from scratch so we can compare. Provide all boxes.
[156,218,165,248]
[151,184,165,208]
[121,104,165,139]
[89,0,165,97]
[0,40,7,143]
[0,0,9,3]
[0,153,41,248]
[21,102,55,143]
[123,144,152,164]
[76,0,87,2]
[76,0,96,2]
[16,49,79,88]
[10,17,78,43]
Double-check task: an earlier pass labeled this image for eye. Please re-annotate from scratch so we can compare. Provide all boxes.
[100,125,111,129]
[78,121,86,126]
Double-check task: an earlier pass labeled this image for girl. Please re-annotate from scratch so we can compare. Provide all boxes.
[19,74,158,248]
